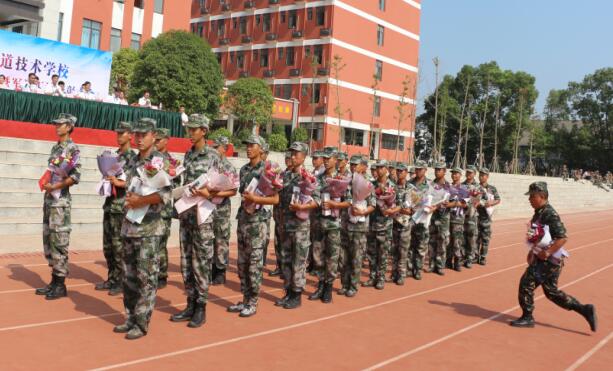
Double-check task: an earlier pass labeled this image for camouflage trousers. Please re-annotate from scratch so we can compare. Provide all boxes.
[280,228,310,292]
[429,218,450,270]
[179,210,214,304]
[476,218,492,261]
[272,214,283,269]
[337,222,349,285]
[518,260,580,315]
[312,227,341,284]
[309,219,321,269]
[158,218,171,280]
[365,231,376,277]
[237,220,267,306]
[464,216,478,263]
[122,236,160,334]
[341,231,367,291]
[369,228,392,281]
[42,204,71,278]
[102,211,124,285]
[212,205,231,270]
[409,223,429,272]
[447,222,465,263]
[262,217,271,266]
[391,224,412,279]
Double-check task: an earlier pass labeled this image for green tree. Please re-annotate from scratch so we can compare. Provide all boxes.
[268,133,289,152]
[291,126,309,143]
[208,127,233,142]
[130,30,224,115]
[110,48,139,93]
[225,77,274,131]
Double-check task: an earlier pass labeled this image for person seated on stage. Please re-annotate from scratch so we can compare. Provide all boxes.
[76,81,96,100]
[0,74,10,89]
[44,74,61,96]
[138,91,152,108]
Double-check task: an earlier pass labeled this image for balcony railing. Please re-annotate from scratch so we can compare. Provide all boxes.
[317,67,329,76]
[265,33,277,41]
[244,1,255,9]
[320,28,331,37]
[241,35,252,43]
[263,70,274,78]
[219,38,230,45]
[315,106,327,115]
[292,30,303,39]
[289,68,301,77]
[222,3,231,11]
[239,71,249,78]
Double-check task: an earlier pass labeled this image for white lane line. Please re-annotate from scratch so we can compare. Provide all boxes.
[364,263,613,370]
[565,331,613,371]
[88,238,613,371]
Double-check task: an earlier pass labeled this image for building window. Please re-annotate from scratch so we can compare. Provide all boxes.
[305,46,311,57]
[134,0,144,9]
[217,19,225,36]
[375,60,383,80]
[154,0,164,14]
[233,18,237,29]
[57,12,64,41]
[377,25,384,46]
[379,0,385,11]
[316,7,325,26]
[344,128,365,146]
[263,13,271,31]
[260,49,269,67]
[285,47,295,66]
[312,83,321,103]
[307,8,313,21]
[373,96,381,117]
[110,28,122,52]
[237,51,245,69]
[130,33,141,50]
[230,51,234,63]
[280,11,286,23]
[302,122,323,141]
[256,14,260,25]
[253,50,258,60]
[288,10,297,29]
[198,23,204,36]
[278,47,283,59]
[301,85,308,97]
[275,84,292,100]
[81,19,101,49]
[381,133,404,150]
[239,17,247,34]
[216,52,222,65]
[313,45,323,64]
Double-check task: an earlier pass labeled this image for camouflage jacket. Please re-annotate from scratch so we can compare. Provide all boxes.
[347,184,376,233]
[121,150,172,238]
[431,179,451,221]
[103,148,136,214]
[531,203,567,240]
[393,180,416,229]
[463,179,480,220]
[280,166,319,232]
[477,183,501,220]
[237,159,272,224]
[449,182,467,224]
[370,177,396,231]
[409,177,431,193]
[44,139,81,207]
[181,144,221,224]
[316,171,352,231]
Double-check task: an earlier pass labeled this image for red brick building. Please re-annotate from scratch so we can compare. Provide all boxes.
[190,0,420,160]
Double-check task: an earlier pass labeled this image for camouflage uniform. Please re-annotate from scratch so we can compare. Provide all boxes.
[476,181,500,264]
[408,173,431,278]
[156,150,179,283]
[212,154,237,274]
[429,179,451,272]
[447,179,466,269]
[272,167,292,272]
[391,179,414,281]
[121,149,172,334]
[369,176,396,286]
[463,174,480,266]
[364,165,378,279]
[43,138,81,278]
[102,145,135,288]
[308,159,326,271]
[178,142,220,306]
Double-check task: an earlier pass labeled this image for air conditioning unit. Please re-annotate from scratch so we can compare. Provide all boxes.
[219,38,230,45]
[289,68,301,77]
[315,106,326,115]
[269,0,280,4]
[200,7,209,14]
[317,67,329,76]
[264,70,274,78]
[241,35,252,43]
[265,33,277,41]
[222,3,231,11]
[292,30,303,39]
[320,28,331,37]
[239,71,249,78]
[244,1,255,9]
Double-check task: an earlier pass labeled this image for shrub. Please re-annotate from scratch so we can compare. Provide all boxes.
[268,133,289,152]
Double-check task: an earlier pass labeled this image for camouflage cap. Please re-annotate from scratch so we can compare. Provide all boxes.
[284,151,292,159]
[370,163,378,170]
[321,148,338,158]
[451,167,463,173]
[289,141,309,153]
[242,134,266,147]
[52,113,77,126]
[466,165,478,173]
[132,117,157,133]
[408,166,415,173]
[413,160,428,169]
[376,159,388,167]
[154,127,170,139]
[312,150,325,158]
[525,181,548,195]
[395,163,408,171]
[434,161,447,169]
[337,152,348,161]
[262,141,270,153]
[359,155,370,165]
[213,135,230,147]
[114,121,132,133]
[185,113,210,129]
[323,146,338,153]
[479,167,490,175]
[349,154,361,165]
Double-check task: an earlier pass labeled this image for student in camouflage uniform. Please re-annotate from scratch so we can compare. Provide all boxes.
[227,135,279,317]
[510,182,597,332]
[270,151,293,277]
[169,114,220,328]
[363,160,396,290]
[36,113,81,300]
[463,165,479,268]
[475,168,501,265]
[408,160,431,280]
[308,150,326,275]
[338,154,361,294]
[446,167,467,272]
[336,152,351,275]
[260,142,273,269]
[112,118,172,340]
[364,163,378,278]
[211,136,238,285]
[276,142,319,309]
[96,121,135,296]
[388,163,414,285]
[309,149,350,303]
[428,162,451,275]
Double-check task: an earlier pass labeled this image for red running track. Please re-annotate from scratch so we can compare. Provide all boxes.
[0,209,612,370]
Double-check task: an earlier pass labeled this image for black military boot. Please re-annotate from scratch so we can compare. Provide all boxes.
[170,297,195,322]
[45,276,67,300]
[321,283,332,304]
[35,275,56,295]
[575,304,597,332]
[433,267,445,276]
[212,269,226,285]
[157,278,167,289]
[413,268,422,280]
[308,281,324,300]
[509,313,535,328]
[275,289,291,307]
[283,290,302,309]
[187,302,206,328]
[453,259,462,272]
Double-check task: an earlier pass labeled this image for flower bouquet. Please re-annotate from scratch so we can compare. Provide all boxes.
[207,168,239,204]
[243,161,284,214]
[410,185,449,227]
[525,221,569,263]
[95,150,126,197]
[291,167,317,220]
[349,173,373,223]
[448,184,470,218]
[38,148,81,200]
[166,156,184,179]
[480,186,496,217]
[374,184,396,211]
[126,156,172,224]
[322,173,351,217]
[174,173,216,225]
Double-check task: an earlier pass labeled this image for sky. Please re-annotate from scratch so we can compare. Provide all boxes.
[416,0,613,115]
